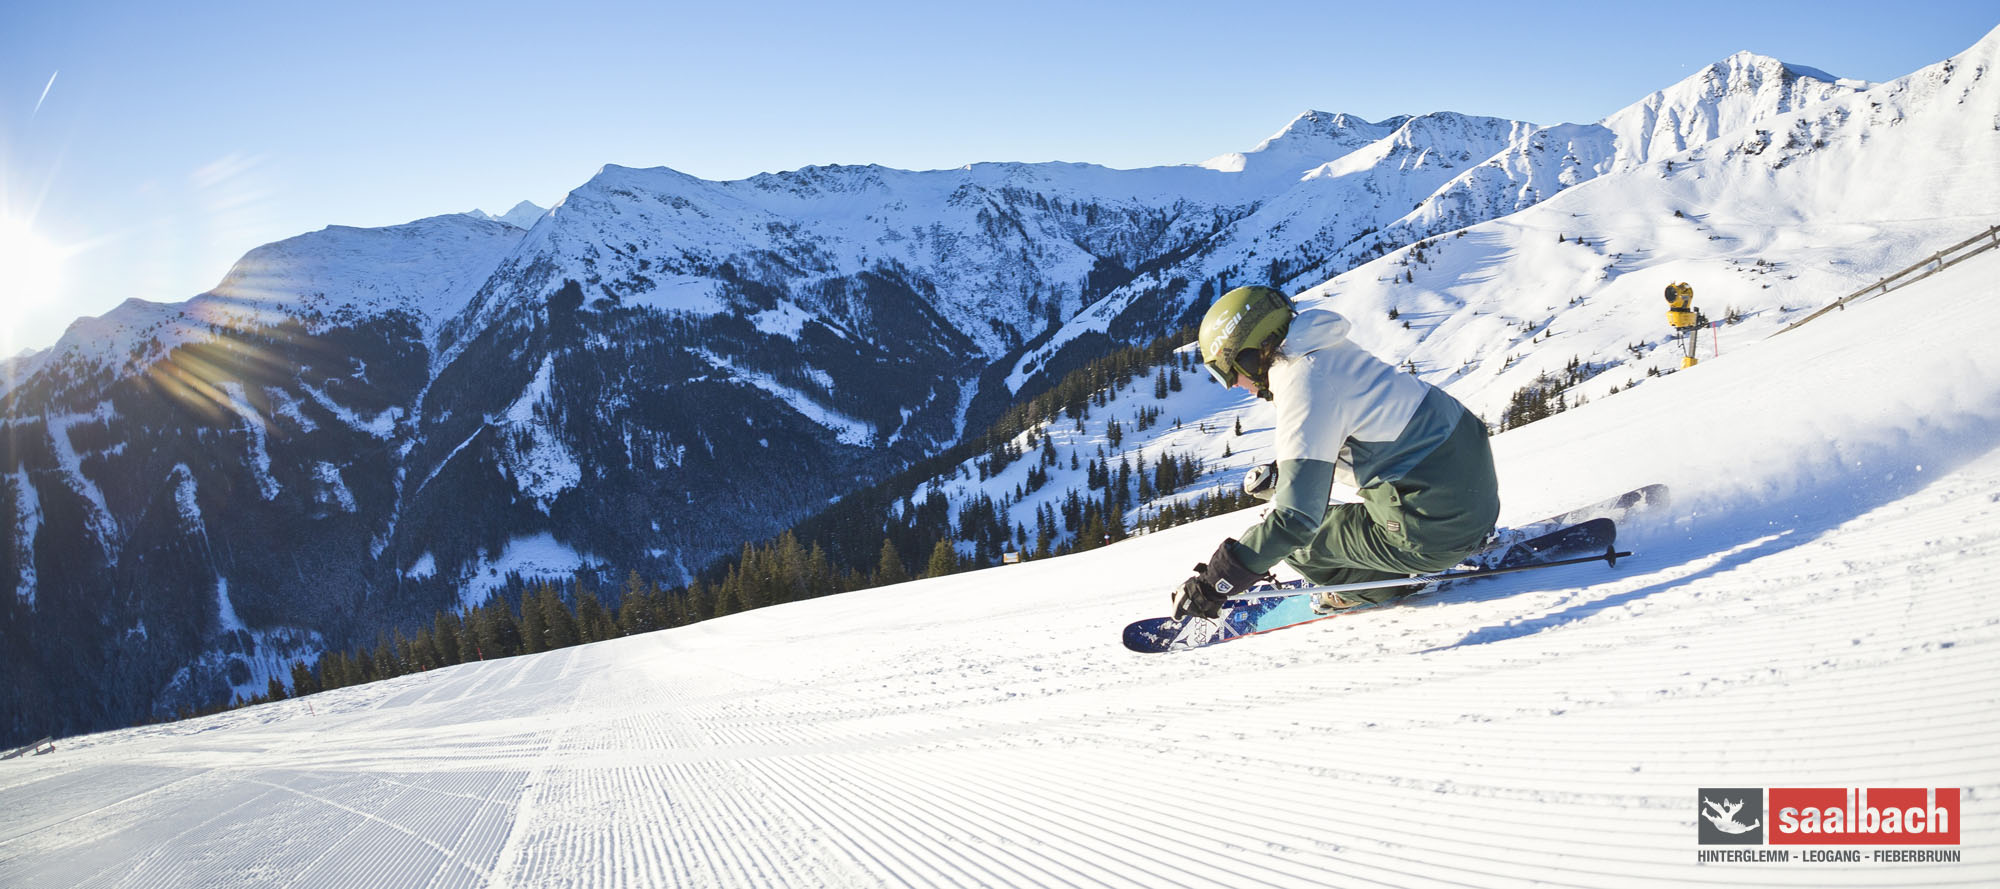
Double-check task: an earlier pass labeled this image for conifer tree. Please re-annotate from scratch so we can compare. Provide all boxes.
[731,543,764,611]
[647,578,676,629]
[290,660,319,697]
[683,580,707,621]
[322,648,350,692]
[475,600,518,658]
[576,588,615,643]
[433,611,462,666]
[622,571,650,626]
[774,531,809,604]
[542,583,579,650]
[617,596,645,637]
[875,538,910,586]
[806,542,837,599]
[645,583,671,629]
[618,573,656,636]
[411,626,440,671]
[925,539,960,578]
[457,610,483,661]
[520,588,549,654]
[712,574,742,617]
[375,634,399,679]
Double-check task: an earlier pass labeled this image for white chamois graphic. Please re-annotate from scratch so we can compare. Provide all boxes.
[1702,797,1761,834]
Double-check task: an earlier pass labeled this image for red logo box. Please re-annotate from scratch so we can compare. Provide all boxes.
[1769,788,1960,845]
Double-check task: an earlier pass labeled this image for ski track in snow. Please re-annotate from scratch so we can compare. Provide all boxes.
[6,253,2000,888]
[3,425,1996,887]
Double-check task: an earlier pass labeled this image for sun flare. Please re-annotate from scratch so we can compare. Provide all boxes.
[0,215,69,315]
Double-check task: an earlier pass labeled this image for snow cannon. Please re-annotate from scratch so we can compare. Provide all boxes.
[1663,282,1707,368]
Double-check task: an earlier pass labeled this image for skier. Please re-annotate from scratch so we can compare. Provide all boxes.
[1173,286,1501,620]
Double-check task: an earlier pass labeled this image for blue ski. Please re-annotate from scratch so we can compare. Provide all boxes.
[1123,511,1640,653]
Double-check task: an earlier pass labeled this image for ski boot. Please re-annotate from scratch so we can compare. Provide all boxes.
[1309,589,1366,615]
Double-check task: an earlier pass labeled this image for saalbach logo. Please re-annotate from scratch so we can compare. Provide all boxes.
[1699,788,1766,845]
[1698,788,1962,845]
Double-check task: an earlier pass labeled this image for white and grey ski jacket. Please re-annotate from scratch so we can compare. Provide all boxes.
[1234,308,1473,572]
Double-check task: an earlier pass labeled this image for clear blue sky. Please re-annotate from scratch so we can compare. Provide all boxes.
[3,0,1995,355]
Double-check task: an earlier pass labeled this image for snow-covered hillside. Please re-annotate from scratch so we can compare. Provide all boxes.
[1010,48,1877,388]
[3,221,1996,888]
[924,23,2000,557]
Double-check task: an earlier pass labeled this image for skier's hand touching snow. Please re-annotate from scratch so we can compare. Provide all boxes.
[1173,539,1267,620]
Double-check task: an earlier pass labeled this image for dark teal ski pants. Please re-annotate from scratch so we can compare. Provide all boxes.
[1285,406,1501,601]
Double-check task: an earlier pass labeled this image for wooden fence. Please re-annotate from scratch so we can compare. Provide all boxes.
[1776,224,2000,336]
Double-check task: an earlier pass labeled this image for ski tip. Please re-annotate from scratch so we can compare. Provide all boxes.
[1121,618,1177,653]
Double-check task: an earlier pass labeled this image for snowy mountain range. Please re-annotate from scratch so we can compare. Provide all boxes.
[4,25,1997,747]
[897,32,1997,574]
[5,117,1997,889]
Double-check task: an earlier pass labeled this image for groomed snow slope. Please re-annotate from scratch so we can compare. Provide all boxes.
[4,256,1999,886]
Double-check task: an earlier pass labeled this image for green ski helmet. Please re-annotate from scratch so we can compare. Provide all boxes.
[1198,286,1295,401]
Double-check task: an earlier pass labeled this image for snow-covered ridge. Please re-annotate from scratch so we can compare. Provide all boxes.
[1355,51,1872,275]
[0,41,1890,408]
[1601,50,1873,169]
[6,46,1868,406]
[1008,110,1543,384]
[1007,46,1879,387]
[464,200,548,229]
[1199,109,1405,182]
[207,213,532,339]
[8,214,533,401]
[471,156,1248,362]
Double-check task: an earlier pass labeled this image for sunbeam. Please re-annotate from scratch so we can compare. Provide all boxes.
[0,214,73,322]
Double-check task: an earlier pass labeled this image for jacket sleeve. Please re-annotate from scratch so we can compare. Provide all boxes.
[1227,348,1353,573]
[1231,458,1337,574]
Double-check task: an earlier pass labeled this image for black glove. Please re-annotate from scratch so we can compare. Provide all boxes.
[1172,538,1268,620]
[1243,462,1278,501]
